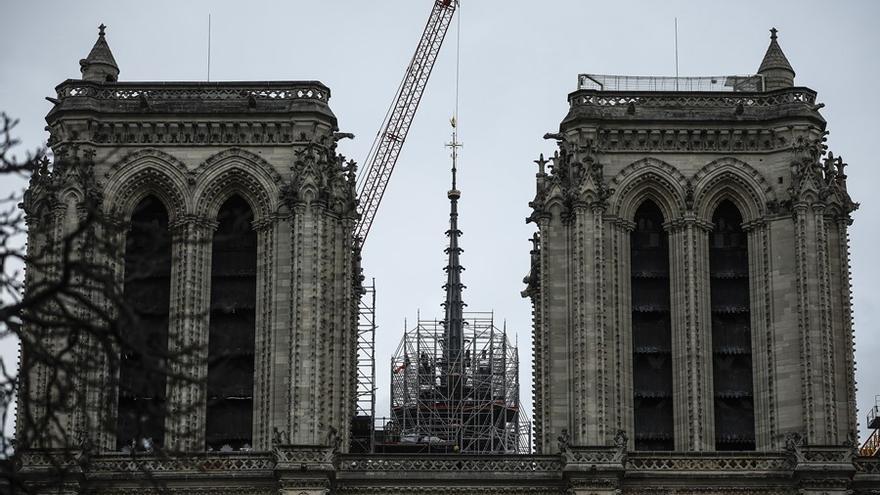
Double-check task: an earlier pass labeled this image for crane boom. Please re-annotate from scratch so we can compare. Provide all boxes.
[354,0,458,242]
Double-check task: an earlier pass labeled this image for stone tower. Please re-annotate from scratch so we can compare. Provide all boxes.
[18,25,362,456]
[524,28,859,458]
[13,24,880,495]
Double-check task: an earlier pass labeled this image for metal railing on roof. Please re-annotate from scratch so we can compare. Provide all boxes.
[577,74,765,93]
[861,395,880,457]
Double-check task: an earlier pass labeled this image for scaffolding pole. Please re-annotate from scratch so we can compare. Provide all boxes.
[387,312,531,454]
[352,279,377,453]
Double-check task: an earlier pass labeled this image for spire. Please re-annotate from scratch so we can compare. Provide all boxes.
[80,23,119,82]
[442,117,465,364]
[757,27,795,90]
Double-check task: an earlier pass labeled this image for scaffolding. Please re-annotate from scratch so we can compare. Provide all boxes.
[386,312,530,454]
[350,280,377,454]
[860,395,880,457]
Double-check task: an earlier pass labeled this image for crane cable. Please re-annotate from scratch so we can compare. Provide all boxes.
[454,1,461,130]
[449,0,462,184]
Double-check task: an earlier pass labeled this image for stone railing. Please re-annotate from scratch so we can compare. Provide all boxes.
[625,452,793,473]
[274,446,335,470]
[569,87,816,109]
[20,449,878,481]
[798,447,855,464]
[87,452,276,475]
[55,80,330,103]
[855,456,880,475]
[338,455,563,473]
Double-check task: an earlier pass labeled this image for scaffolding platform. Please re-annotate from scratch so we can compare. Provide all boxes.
[861,395,880,457]
[387,312,530,454]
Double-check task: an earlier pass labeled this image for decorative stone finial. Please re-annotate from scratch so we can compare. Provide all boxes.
[79,23,119,82]
[757,26,795,90]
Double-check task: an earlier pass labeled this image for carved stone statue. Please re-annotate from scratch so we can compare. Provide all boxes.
[613,429,628,451]
[557,428,571,454]
[272,427,286,448]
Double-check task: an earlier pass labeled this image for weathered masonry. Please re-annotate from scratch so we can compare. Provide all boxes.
[18,26,362,459]
[523,29,878,492]
[13,24,880,495]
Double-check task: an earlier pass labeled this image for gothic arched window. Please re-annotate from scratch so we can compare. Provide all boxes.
[206,196,256,451]
[709,200,755,450]
[116,195,172,451]
[630,200,674,450]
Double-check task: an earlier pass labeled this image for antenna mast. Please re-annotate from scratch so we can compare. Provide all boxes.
[207,14,212,82]
[674,17,679,89]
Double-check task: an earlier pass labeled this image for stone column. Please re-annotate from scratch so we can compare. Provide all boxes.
[251,214,279,450]
[165,215,215,452]
[814,204,840,443]
[834,216,858,443]
[570,201,609,446]
[792,201,840,445]
[533,203,572,454]
[530,215,551,453]
[88,214,125,452]
[607,218,634,447]
[283,201,356,449]
[18,203,69,449]
[668,214,714,451]
[590,203,609,445]
[287,202,320,445]
[744,218,778,450]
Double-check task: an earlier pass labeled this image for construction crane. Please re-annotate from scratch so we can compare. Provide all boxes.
[354,0,458,242]
[349,0,459,454]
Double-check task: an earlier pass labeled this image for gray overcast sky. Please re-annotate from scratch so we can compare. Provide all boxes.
[1,0,878,442]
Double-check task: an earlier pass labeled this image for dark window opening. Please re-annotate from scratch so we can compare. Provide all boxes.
[630,200,674,451]
[116,196,171,451]
[710,200,755,450]
[206,196,256,451]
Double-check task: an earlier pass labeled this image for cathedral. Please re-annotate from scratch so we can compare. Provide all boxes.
[11,19,880,495]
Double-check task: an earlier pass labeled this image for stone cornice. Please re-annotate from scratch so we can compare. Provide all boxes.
[594,127,791,154]
[48,120,332,148]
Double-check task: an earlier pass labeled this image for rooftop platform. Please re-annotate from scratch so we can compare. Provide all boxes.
[563,77,823,128]
[578,74,766,93]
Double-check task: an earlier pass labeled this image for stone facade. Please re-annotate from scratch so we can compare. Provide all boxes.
[13,25,880,495]
[521,30,876,494]
[18,29,362,458]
